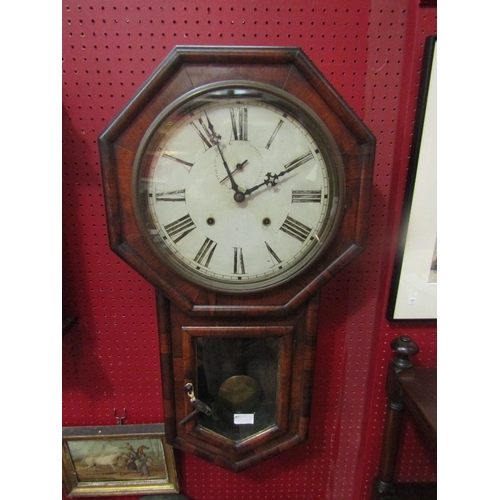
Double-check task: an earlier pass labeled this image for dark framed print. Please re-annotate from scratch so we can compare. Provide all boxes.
[387,35,437,320]
[62,424,179,497]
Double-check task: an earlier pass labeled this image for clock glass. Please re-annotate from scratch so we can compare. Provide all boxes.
[134,82,345,292]
[195,336,280,441]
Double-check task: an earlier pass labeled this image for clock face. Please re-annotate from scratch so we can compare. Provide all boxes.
[134,82,345,292]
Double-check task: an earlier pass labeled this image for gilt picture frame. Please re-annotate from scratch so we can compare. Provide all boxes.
[387,35,437,320]
[62,424,179,497]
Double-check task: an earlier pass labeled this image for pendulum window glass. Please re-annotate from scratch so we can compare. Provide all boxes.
[195,337,280,441]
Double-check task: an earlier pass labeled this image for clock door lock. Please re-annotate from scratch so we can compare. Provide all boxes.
[179,382,212,426]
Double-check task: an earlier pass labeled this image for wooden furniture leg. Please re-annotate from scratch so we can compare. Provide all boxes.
[373,336,419,497]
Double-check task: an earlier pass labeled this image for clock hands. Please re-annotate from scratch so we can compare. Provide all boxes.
[204,109,313,203]
[202,112,221,145]
[219,159,249,184]
[215,141,246,203]
[242,151,314,197]
[242,173,280,197]
[198,111,246,203]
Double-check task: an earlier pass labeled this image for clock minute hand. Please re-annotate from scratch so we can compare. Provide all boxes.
[215,142,246,203]
[203,112,221,145]
[219,159,248,184]
[243,151,314,196]
[203,110,246,203]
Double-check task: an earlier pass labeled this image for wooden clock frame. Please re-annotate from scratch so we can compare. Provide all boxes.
[99,46,375,471]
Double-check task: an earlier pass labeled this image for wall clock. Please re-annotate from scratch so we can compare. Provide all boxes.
[134,81,344,293]
[99,46,375,471]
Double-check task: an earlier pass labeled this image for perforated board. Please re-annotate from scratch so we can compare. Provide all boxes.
[62,1,437,499]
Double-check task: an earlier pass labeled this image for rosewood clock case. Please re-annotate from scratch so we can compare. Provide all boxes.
[99,46,375,471]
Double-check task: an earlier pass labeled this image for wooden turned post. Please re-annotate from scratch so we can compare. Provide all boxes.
[374,335,419,495]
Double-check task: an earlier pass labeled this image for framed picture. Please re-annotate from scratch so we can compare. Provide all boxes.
[62,423,179,497]
[387,35,437,320]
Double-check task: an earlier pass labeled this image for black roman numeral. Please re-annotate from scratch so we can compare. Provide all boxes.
[162,153,194,172]
[265,119,284,149]
[191,113,220,149]
[194,238,217,268]
[233,247,246,274]
[284,151,314,172]
[230,107,248,141]
[164,214,196,243]
[279,215,312,243]
[291,190,322,203]
[155,189,186,202]
[265,241,282,266]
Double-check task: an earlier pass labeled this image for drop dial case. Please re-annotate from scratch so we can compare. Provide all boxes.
[99,46,375,471]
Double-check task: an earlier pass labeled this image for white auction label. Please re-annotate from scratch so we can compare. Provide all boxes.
[233,413,255,425]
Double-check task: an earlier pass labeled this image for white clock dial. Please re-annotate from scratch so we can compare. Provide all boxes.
[136,85,344,292]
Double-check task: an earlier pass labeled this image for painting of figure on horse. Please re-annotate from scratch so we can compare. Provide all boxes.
[66,436,168,483]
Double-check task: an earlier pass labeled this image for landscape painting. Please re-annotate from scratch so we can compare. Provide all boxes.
[62,424,179,497]
[67,436,167,482]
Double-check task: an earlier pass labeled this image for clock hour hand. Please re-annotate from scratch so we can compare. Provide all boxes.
[242,151,313,197]
[242,173,278,196]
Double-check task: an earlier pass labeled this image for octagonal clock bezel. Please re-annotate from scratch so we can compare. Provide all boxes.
[99,46,375,315]
[131,80,346,294]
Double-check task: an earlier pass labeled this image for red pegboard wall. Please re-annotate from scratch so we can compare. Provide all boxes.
[62,1,437,499]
